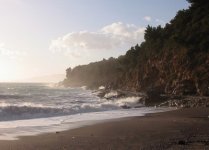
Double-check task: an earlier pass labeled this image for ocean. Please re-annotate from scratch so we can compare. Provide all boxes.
[0,83,173,140]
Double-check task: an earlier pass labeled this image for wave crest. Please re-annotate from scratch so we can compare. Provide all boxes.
[0,102,64,121]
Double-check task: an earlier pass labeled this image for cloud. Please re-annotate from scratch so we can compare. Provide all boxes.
[0,43,27,59]
[144,16,152,22]
[50,22,145,58]
[155,19,166,26]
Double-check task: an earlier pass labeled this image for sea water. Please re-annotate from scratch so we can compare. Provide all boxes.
[0,83,174,140]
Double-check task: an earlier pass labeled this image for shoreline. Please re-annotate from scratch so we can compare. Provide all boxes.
[0,108,208,149]
[0,107,174,141]
[93,88,209,108]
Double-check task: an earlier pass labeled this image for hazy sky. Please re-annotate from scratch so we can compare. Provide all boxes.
[0,0,189,82]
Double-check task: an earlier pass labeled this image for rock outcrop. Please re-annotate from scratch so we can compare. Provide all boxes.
[62,0,209,106]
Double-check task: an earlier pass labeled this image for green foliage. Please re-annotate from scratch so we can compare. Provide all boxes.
[64,0,209,94]
[168,1,209,53]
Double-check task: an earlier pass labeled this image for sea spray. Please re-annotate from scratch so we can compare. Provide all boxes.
[0,83,174,140]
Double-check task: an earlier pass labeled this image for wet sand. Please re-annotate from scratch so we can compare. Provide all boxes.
[0,108,208,150]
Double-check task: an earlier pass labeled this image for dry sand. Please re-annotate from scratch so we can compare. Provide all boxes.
[0,108,208,150]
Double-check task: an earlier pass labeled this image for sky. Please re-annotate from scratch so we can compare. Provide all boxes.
[0,0,189,82]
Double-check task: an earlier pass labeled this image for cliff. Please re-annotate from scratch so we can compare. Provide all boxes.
[62,0,209,97]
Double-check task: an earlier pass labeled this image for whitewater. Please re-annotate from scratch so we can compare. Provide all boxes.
[0,83,174,140]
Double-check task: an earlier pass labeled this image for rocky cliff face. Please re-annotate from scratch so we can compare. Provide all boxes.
[62,0,209,98]
[63,47,209,97]
[115,48,209,96]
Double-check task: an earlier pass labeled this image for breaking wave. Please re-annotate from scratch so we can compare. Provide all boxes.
[0,83,145,122]
[0,83,175,140]
[0,102,63,121]
[0,96,143,121]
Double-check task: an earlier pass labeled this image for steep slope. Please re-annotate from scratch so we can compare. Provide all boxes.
[63,0,209,96]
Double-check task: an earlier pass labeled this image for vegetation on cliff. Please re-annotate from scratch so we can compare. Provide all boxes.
[63,0,209,96]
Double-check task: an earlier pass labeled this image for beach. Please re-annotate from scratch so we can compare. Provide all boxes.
[0,0,208,149]
[0,108,208,150]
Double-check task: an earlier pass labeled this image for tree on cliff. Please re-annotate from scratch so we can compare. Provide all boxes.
[63,0,209,96]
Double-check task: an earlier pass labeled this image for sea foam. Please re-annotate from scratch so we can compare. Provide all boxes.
[0,83,175,140]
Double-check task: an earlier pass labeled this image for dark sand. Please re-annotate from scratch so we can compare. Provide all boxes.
[0,108,208,150]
